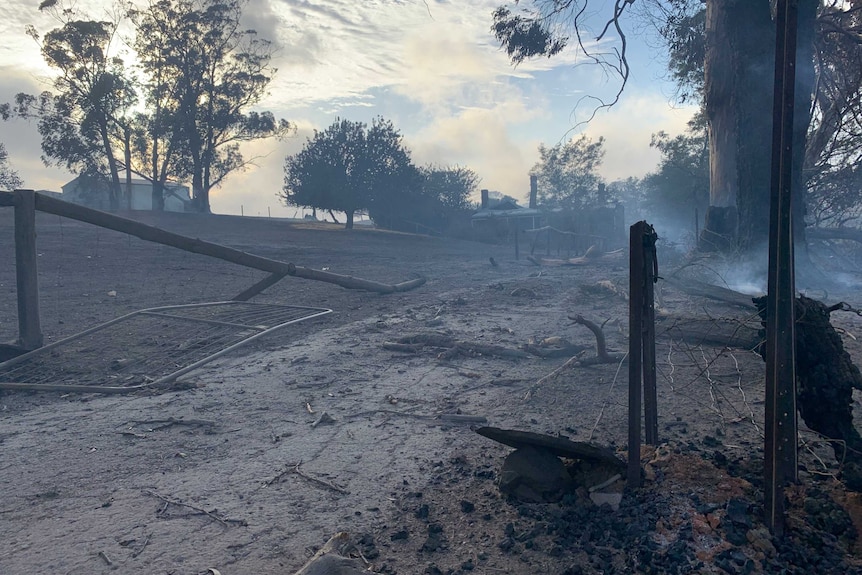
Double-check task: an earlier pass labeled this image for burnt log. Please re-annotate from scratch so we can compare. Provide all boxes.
[656,315,763,350]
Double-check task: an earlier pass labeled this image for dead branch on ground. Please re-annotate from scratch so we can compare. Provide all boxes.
[523,315,625,401]
[142,490,246,526]
[383,333,530,360]
[129,417,217,431]
[265,461,349,494]
[0,381,142,394]
[568,315,626,364]
[344,409,487,426]
[662,275,756,310]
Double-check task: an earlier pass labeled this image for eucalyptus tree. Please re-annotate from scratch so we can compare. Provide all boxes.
[130,0,292,213]
[530,134,606,209]
[16,1,136,210]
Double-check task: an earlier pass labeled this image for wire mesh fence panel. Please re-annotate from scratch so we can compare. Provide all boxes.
[0,302,331,391]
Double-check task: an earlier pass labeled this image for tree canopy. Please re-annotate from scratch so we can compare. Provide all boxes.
[0,143,24,190]
[282,117,421,229]
[16,10,134,210]
[641,113,709,238]
[371,165,479,234]
[129,0,292,213]
[6,0,290,213]
[531,134,606,209]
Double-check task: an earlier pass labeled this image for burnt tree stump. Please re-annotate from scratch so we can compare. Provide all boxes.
[755,295,862,489]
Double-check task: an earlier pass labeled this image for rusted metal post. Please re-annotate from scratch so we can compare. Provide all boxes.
[642,226,659,445]
[14,189,43,350]
[764,0,799,537]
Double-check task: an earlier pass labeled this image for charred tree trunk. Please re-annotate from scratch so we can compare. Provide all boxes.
[702,0,775,253]
[791,0,819,276]
[701,0,817,259]
[98,114,123,212]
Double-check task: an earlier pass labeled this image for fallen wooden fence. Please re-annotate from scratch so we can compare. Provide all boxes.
[1,190,426,351]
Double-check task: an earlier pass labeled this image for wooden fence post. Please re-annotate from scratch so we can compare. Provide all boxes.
[628,221,659,489]
[14,189,43,350]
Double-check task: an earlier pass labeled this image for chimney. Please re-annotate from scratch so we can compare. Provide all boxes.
[529,175,538,209]
[480,189,489,209]
[597,182,607,204]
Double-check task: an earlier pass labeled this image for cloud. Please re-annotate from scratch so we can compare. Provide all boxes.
[1,0,690,215]
[410,99,542,204]
[209,120,318,217]
[582,93,697,181]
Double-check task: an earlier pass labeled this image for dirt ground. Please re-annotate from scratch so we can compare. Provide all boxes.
[2,209,862,574]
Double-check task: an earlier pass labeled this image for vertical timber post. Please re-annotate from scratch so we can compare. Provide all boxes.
[513,219,519,260]
[764,0,799,536]
[14,189,43,350]
[628,221,659,489]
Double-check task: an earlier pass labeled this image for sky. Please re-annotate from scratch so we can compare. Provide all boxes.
[0,0,698,218]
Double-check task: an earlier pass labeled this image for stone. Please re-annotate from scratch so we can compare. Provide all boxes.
[589,492,623,511]
[498,446,573,502]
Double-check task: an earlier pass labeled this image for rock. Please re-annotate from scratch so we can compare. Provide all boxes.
[746,526,776,557]
[498,446,573,502]
[589,491,623,510]
[725,498,752,527]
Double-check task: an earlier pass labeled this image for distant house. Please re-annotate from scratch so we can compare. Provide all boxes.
[471,189,543,231]
[61,176,191,212]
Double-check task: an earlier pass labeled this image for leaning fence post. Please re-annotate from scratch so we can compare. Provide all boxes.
[14,189,43,350]
[628,221,659,489]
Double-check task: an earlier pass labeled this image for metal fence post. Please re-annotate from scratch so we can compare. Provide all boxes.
[764,0,800,536]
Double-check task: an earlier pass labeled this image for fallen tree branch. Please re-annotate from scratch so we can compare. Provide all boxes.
[344,409,487,426]
[266,461,350,494]
[656,314,763,350]
[523,353,584,401]
[130,417,217,431]
[524,316,626,401]
[568,315,626,363]
[386,333,530,360]
[662,275,756,309]
[0,381,143,394]
[142,490,245,526]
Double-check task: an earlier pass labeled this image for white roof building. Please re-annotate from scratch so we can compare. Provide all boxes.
[61,176,190,212]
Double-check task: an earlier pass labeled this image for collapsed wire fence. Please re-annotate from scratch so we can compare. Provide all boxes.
[0,302,331,393]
